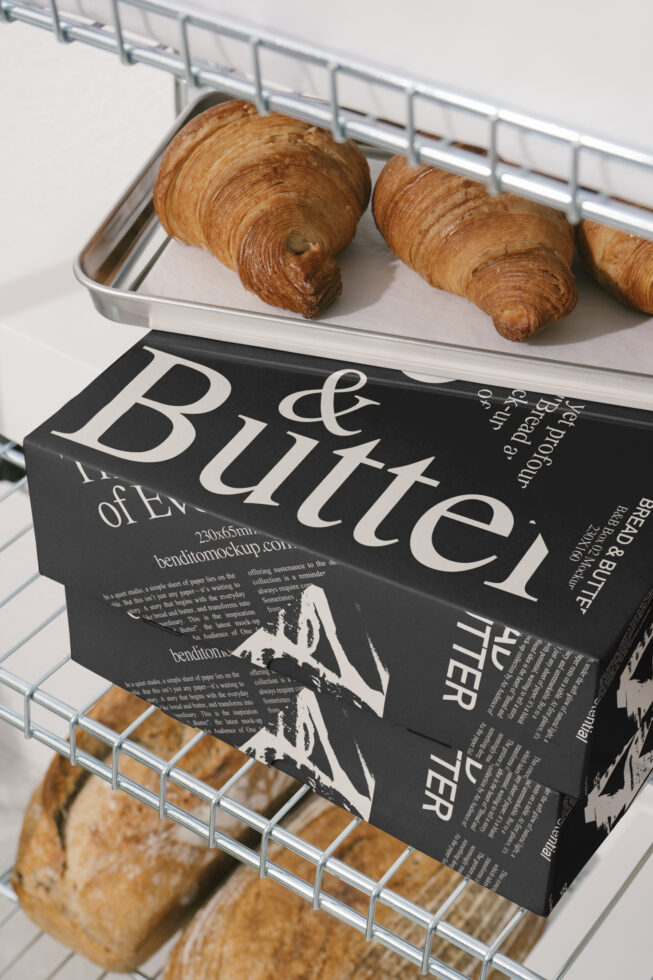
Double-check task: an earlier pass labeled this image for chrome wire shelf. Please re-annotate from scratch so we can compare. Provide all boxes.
[0,439,651,980]
[2,0,653,242]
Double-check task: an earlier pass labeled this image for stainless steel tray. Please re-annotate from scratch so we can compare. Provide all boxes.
[74,93,653,412]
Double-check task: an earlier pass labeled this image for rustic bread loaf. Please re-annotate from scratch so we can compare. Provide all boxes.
[12,686,294,972]
[163,796,545,979]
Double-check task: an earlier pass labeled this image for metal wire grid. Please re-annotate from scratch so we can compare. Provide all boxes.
[0,439,650,980]
[2,0,653,243]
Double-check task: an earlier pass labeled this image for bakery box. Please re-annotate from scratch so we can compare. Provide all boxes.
[66,587,653,916]
[24,330,653,798]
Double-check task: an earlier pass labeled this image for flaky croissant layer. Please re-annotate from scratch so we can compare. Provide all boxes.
[154,100,371,318]
[578,220,653,314]
[373,155,578,341]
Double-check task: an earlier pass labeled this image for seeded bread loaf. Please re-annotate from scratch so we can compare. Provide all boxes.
[163,796,546,979]
[12,686,294,972]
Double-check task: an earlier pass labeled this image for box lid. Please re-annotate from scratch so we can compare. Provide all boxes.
[25,330,653,663]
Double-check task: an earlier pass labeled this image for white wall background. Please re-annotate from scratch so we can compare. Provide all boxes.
[0,22,168,440]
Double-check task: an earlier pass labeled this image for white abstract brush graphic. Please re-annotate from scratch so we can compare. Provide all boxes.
[241,687,375,820]
[233,585,390,715]
[616,620,653,723]
[584,716,653,832]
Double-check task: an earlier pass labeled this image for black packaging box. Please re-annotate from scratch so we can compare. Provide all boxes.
[24,331,653,798]
[66,587,653,916]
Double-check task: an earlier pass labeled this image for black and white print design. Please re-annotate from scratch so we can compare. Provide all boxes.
[616,620,653,724]
[584,713,653,832]
[232,584,390,717]
[240,687,376,820]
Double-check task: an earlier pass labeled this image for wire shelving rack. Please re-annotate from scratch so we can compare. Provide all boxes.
[2,0,653,241]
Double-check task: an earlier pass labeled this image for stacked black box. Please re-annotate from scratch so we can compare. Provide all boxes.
[24,332,653,912]
[65,587,653,915]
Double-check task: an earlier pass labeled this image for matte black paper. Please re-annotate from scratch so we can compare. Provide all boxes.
[24,332,653,797]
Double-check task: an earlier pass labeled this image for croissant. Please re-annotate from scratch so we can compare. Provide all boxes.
[373,155,578,341]
[577,220,653,314]
[154,100,371,318]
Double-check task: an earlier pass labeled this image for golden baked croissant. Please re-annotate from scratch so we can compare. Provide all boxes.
[154,100,371,318]
[373,155,577,341]
[577,220,653,314]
